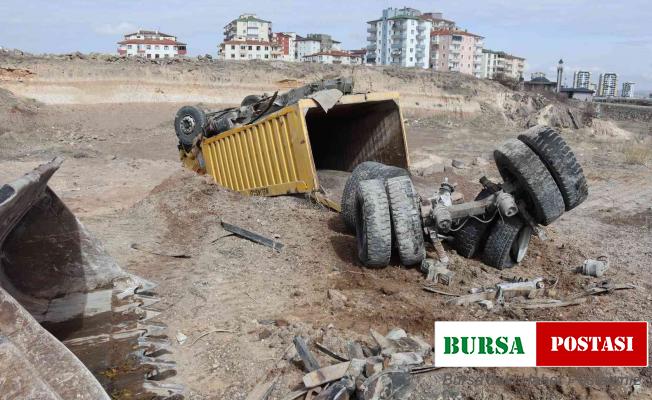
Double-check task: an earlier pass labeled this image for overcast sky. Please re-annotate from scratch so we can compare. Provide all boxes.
[1,0,650,91]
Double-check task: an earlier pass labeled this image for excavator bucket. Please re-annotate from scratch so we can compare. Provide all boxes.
[0,158,182,399]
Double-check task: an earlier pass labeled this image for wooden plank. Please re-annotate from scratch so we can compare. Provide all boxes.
[303,362,351,388]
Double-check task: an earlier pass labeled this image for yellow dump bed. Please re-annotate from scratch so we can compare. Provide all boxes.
[194,92,409,196]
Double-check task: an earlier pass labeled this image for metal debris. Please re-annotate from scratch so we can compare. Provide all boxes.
[221,220,284,251]
[578,256,609,277]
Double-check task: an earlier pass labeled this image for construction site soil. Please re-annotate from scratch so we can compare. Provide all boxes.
[1,53,651,399]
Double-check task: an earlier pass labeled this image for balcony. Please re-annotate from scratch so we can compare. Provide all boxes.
[416,34,426,41]
[391,32,407,40]
[417,25,426,31]
[367,25,377,33]
[367,35,377,42]
[391,43,404,49]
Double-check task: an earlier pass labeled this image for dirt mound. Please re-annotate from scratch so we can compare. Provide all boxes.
[590,118,634,139]
[0,88,41,135]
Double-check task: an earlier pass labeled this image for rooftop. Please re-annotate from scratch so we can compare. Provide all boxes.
[118,39,185,46]
[124,30,175,38]
[431,29,484,39]
[221,39,271,46]
[482,48,525,60]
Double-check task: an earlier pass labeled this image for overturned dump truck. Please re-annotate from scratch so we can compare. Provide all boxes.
[174,78,588,270]
[0,159,182,399]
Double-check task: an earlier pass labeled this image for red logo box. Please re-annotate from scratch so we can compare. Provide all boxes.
[536,321,648,367]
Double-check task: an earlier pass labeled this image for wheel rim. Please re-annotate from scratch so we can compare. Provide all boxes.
[180,115,196,136]
[511,225,532,263]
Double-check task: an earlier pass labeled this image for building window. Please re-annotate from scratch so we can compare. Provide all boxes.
[155,45,160,49]
[155,54,160,59]
[146,54,151,59]
[146,45,151,49]
[264,54,269,59]
[265,46,269,50]
[240,54,245,58]
[127,45,132,49]
[231,45,235,49]
[164,45,169,50]
[248,46,252,50]
[231,54,235,58]
[240,45,245,50]
[256,46,260,50]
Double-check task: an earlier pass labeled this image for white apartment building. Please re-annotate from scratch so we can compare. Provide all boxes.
[480,49,525,80]
[220,40,271,60]
[366,7,432,69]
[598,73,618,97]
[622,81,635,98]
[223,14,272,42]
[303,51,361,65]
[573,71,591,89]
[296,37,321,61]
[117,30,187,59]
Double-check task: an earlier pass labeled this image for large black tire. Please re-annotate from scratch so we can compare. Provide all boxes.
[355,179,392,268]
[241,95,263,107]
[386,176,425,266]
[453,188,494,258]
[482,216,531,269]
[518,126,588,211]
[174,106,206,148]
[494,139,565,226]
[341,162,409,232]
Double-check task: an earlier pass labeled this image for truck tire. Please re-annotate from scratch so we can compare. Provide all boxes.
[494,139,565,226]
[174,106,206,148]
[453,188,494,258]
[355,179,392,268]
[341,162,409,232]
[517,126,588,211]
[482,216,532,269]
[386,176,425,266]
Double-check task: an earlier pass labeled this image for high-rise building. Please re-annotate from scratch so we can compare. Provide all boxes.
[480,49,525,80]
[219,14,272,61]
[622,81,635,98]
[223,14,272,42]
[598,73,618,97]
[432,30,484,77]
[573,71,591,89]
[366,7,432,69]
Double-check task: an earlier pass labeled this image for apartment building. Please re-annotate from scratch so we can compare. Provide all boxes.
[622,81,635,98]
[271,32,296,61]
[573,71,591,89]
[598,73,618,97]
[480,49,525,80]
[223,14,272,42]
[431,29,484,77]
[366,7,432,69]
[117,30,187,59]
[295,36,321,61]
[220,40,271,60]
[303,50,361,65]
[305,34,341,51]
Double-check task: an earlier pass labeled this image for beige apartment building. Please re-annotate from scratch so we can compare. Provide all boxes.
[480,49,526,79]
[430,29,484,77]
[223,14,271,42]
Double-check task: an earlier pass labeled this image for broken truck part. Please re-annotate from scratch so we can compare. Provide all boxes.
[0,159,182,399]
[173,79,587,271]
[348,125,588,270]
[175,78,409,197]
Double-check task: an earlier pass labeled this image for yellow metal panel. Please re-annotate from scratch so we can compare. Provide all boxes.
[201,104,315,196]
